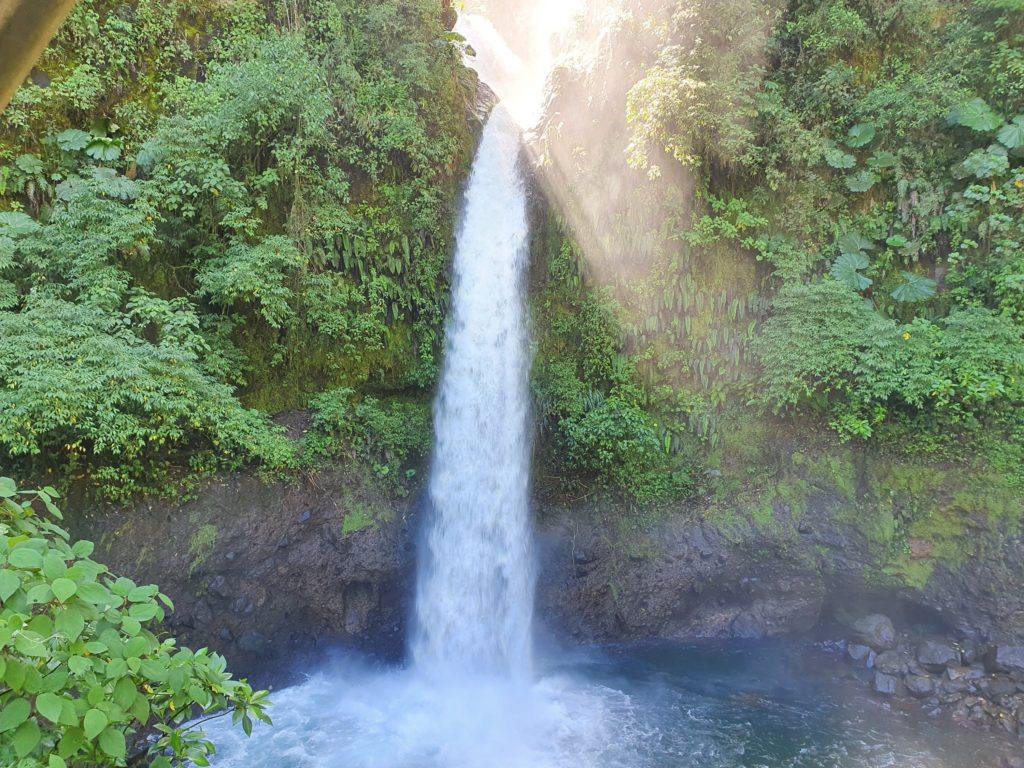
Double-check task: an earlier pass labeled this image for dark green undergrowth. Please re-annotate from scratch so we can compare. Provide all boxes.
[0,0,477,498]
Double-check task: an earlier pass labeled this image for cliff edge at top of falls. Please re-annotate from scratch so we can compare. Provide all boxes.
[74,433,1024,683]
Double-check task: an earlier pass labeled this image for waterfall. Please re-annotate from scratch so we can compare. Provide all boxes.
[410,105,535,678]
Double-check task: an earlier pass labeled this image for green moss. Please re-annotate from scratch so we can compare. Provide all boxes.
[751,498,776,528]
[716,407,771,469]
[342,506,376,535]
[188,524,218,575]
[792,449,858,502]
[774,477,811,525]
[880,556,934,591]
[237,319,421,414]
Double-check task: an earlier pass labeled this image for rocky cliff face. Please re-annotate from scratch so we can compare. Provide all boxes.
[77,469,418,679]
[77,447,1024,684]
[535,494,1024,646]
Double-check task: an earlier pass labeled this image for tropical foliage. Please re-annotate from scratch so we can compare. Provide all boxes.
[0,477,270,766]
[532,0,1024,483]
[0,0,475,497]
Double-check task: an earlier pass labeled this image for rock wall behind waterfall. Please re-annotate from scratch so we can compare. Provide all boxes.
[74,441,1024,685]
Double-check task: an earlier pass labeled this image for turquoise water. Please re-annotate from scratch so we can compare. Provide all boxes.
[205,642,1008,768]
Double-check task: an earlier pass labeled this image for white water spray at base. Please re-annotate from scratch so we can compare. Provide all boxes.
[412,106,535,678]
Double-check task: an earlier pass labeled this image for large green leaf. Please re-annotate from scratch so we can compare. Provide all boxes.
[825,147,856,168]
[98,726,127,759]
[949,97,1002,131]
[0,213,39,238]
[0,570,20,601]
[15,154,44,176]
[12,718,41,758]
[837,232,875,256]
[867,151,898,170]
[845,123,876,148]
[56,129,91,152]
[831,253,873,291]
[51,578,78,603]
[83,709,108,740]
[55,606,86,642]
[35,692,64,725]
[891,272,937,302]
[0,698,31,733]
[961,145,1010,179]
[996,115,1024,149]
[845,169,879,192]
[8,548,43,569]
[85,138,122,163]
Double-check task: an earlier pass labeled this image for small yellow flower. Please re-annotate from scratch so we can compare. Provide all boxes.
[903,332,912,341]
[1016,179,1024,189]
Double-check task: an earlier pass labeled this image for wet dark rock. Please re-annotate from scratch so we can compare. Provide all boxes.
[993,646,1024,672]
[918,639,959,671]
[874,672,904,696]
[193,599,213,629]
[230,597,255,615]
[79,468,412,679]
[78,449,1024,689]
[875,650,911,676]
[573,548,594,565]
[730,612,766,639]
[906,675,935,698]
[847,643,872,663]
[852,614,897,651]
[942,678,971,694]
[947,666,971,681]
[208,575,231,598]
[237,631,270,654]
[966,664,986,680]
[983,678,1019,697]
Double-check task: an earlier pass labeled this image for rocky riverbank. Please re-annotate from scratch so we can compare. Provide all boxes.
[832,613,1024,738]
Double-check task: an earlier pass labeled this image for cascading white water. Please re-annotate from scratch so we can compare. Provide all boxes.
[411,105,535,678]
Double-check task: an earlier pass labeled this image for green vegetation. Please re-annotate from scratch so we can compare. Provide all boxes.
[0,477,270,766]
[629,0,1024,452]
[305,388,432,498]
[529,0,1024,511]
[531,238,694,502]
[0,0,475,498]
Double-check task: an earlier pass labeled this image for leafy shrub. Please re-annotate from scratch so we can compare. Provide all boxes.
[756,281,1024,437]
[0,478,271,766]
[0,298,294,498]
[563,395,691,503]
[0,0,477,491]
[306,388,432,496]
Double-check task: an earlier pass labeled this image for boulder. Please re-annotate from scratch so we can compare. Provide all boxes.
[874,672,904,696]
[852,614,897,651]
[875,650,910,676]
[981,678,1018,697]
[994,646,1024,672]
[917,639,959,672]
[905,675,934,698]
[847,643,872,663]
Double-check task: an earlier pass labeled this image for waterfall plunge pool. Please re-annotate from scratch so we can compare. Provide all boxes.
[203,641,1012,768]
